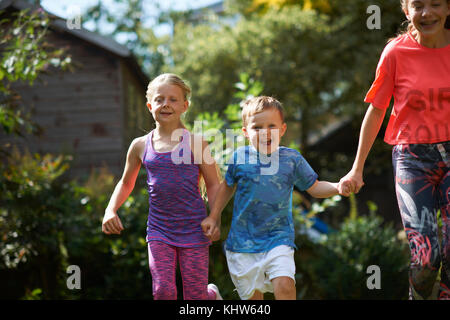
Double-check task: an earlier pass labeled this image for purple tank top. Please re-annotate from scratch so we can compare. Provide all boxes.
[142,129,210,247]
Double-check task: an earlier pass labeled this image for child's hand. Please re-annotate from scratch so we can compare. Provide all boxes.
[338,170,365,196]
[102,209,124,235]
[337,180,352,197]
[201,216,220,242]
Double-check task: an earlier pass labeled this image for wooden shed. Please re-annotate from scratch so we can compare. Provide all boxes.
[0,0,152,178]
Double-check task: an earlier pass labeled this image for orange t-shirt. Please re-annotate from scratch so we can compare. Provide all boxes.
[364,33,450,145]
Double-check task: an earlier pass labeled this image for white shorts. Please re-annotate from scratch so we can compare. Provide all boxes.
[225,245,296,300]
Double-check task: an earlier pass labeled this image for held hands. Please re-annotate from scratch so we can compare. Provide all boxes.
[338,169,365,197]
[201,216,220,242]
[102,209,124,235]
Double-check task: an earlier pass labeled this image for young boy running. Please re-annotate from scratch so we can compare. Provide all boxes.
[202,96,347,300]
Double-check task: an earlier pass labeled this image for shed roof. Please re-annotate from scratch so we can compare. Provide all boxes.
[0,0,149,86]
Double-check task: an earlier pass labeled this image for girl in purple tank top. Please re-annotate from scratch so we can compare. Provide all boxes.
[102,73,222,300]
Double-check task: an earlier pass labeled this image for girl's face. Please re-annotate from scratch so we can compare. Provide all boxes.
[404,0,450,37]
[147,83,188,125]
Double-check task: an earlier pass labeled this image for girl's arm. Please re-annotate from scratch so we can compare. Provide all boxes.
[102,137,144,235]
[306,180,339,198]
[338,104,386,194]
[198,138,222,241]
[204,181,236,233]
[198,139,221,210]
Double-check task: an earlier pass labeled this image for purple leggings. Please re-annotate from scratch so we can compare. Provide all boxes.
[147,241,216,300]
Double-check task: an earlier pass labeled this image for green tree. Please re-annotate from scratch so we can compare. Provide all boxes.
[171,8,339,152]
[81,0,169,78]
[225,0,330,16]
[0,8,71,148]
[170,0,405,154]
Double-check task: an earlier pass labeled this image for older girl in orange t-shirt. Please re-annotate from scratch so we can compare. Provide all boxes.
[339,0,450,300]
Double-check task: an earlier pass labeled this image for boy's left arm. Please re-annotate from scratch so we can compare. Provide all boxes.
[306,180,350,198]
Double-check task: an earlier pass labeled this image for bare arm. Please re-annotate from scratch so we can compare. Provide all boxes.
[339,104,386,194]
[201,180,236,240]
[102,137,143,235]
[209,181,236,220]
[194,136,222,241]
[306,180,339,198]
[198,139,221,210]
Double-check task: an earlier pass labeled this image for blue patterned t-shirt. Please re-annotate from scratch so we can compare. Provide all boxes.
[224,146,318,253]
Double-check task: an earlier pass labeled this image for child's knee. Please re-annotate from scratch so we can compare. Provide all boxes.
[272,276,296,297]
[249,290,264,300]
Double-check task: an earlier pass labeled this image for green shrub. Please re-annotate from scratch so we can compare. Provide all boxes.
[296,212,410,299]
[0,148,152,299]
[72,170,152,300]
[0,149,77,298]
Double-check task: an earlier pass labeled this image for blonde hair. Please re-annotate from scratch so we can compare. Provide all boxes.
[400,0,415,34]
[146,73,191,103]
[241,96,285,126]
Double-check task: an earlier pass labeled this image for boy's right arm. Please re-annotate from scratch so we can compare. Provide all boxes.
[102,138,144,235]
[201,181,236,240]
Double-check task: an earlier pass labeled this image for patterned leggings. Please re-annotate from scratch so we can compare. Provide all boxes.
[392,142,450,300]
[147,241,216,300]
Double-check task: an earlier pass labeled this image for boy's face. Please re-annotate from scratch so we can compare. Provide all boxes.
[242,108,287,155]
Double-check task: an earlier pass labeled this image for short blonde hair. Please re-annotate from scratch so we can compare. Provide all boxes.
[146,73,191,103]
[241,96,285,126]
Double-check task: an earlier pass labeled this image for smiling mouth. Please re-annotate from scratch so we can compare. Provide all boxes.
[420,20,438,27]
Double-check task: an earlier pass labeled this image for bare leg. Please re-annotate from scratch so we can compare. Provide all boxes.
[272,276,296,300]
[248,290,264,300]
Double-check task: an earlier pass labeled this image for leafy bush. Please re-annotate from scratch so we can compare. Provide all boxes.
[0,148,152,299]
[0,148,77,298]
[296,212,410,299]
[71,170,152,300]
